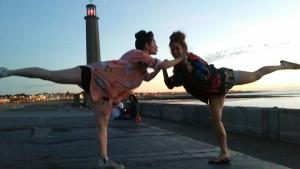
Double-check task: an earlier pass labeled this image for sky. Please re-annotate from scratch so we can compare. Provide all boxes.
[1,0,300,95]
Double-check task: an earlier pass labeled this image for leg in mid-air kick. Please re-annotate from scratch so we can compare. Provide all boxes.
[0,67,82,85]
[0,66,125,169]
[234,60,300,85]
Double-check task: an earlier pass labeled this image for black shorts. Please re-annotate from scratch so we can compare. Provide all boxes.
[219,68,235,94]
[79,66,91,93]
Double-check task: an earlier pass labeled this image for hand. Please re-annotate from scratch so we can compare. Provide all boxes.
[157,60,168,70]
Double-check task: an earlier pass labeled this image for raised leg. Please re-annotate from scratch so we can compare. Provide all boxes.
[6,67,82,84]
[235,60,300,85]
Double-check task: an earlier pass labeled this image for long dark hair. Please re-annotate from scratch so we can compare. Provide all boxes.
[135,30,154,50]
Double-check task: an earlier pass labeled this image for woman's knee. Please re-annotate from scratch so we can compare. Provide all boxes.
[210,114,222,124]
[236,71,261,85]
[95,114,110,128]
[253,70,264,81]
[28,67,53,81]
[254,66,277,80]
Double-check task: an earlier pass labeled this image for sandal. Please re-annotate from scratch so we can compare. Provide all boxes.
[280,60,300,69]
[208,157,231,165]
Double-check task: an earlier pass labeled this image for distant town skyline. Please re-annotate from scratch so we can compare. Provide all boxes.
[1,0,300,95]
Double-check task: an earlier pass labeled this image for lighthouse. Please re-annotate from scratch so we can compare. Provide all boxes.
[84,3,100,63]
[82,3,101,107]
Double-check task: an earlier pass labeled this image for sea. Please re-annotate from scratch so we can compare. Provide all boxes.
[141,90,300,110]
[1,90,300,111]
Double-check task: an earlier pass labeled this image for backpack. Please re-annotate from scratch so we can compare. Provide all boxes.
[187,53,211,84]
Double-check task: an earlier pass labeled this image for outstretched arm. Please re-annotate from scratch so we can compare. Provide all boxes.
[163,69,169,80]
[158,56,185,69]
[163,68,183,89]
[163,69,175,89]
[144,68,161,82]
[143,56,185,82]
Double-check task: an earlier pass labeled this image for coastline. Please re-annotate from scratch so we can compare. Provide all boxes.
[1,90,300,110]
[138,90,300,100]
[139,90,300,110]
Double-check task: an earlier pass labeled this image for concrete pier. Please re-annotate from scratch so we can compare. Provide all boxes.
[0,102,292,169]
[140,102,300,145]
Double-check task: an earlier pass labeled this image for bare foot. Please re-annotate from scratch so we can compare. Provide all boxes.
[280,60,300,69]
[208,156,231,165]
[208,152,231,165]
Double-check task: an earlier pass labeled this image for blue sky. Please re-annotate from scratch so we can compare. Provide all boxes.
[1,0,300,94]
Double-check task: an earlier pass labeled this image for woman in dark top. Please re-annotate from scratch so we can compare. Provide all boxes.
[163,31,300,164]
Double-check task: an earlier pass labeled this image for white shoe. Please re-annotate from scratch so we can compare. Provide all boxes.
[0,68,8,78]
[97,159,125,169]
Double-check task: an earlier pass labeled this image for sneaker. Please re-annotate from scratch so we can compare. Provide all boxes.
[97,159,125,169]
[0,68,8,78]
[280,60,300,69]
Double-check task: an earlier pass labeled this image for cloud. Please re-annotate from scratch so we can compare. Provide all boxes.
[204,42,291,62]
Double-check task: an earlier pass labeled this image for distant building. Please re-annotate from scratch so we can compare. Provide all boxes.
[85,3,100,63]
[0,98,10,104]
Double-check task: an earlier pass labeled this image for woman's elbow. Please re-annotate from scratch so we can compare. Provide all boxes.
[167,85,174,89]
[144,77,151,82]
[144,75,154,82]
[164,81,174,89]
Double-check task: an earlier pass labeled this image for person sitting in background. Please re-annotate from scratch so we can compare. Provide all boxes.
[128,94,141,124]
[115,94,141,124]
[110,101,125,120]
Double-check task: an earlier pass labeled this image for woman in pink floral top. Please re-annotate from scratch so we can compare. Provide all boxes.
[0,30,184,169]
[89,49,161,106]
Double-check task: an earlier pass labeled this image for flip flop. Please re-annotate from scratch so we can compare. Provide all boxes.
[208,158,231,165]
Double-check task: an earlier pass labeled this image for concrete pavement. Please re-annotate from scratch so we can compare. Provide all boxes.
[0,102,291,169]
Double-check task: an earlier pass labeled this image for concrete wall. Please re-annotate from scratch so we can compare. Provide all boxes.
[140,103,300,144]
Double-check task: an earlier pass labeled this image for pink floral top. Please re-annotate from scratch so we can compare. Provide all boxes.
[88,49,161,104]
